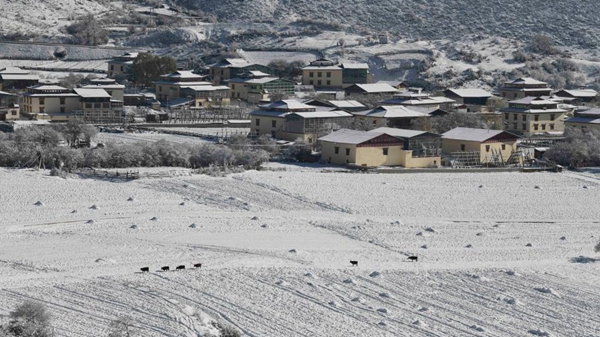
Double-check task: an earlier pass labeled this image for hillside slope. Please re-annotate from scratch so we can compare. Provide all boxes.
[175,0,600,46]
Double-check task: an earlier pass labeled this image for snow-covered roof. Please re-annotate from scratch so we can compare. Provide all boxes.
[228,77,281,84]
[82,84,125,90]
[445,88,492,98]
[74,88,111,98]
[371,127,438,138]
[291,111,352,118]
[349,83,398,94]
[1,74,39,81]
[260,100,314,111]
[556,89,598,98]
[328,100,366,108]
[354,106,428,118]
[182,85,230,91]
[29,85,68,91]
[577,108,600,117]
[249,110,287,117]
[160,70,204,79]
[303,65,342,70]
[442,127,519,142]
[509,97,557,105]
[505,77,548,85]
[341,63,369,69]
[565,117,600,124]
[0,67,30,75]
[319,129,385,145]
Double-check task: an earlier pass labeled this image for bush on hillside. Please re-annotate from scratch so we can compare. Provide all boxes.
[544,128,600,167]
[3,301,54,337]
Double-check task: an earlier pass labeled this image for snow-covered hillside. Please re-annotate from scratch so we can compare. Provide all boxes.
[1,168,600,336]
[175,0,600,46]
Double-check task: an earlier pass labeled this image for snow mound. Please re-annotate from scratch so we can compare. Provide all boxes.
[351,297,366,303]
[251,216,259,220]
[369,271,382,278]
[379,292,393,299]
[468,274,490,282]
[189,223,198,229]
[276,280,289,286]
[421,244,428,249]
[150,217,159,221]
[559,236,566,240]
[535,287,561,298]
[71,210,77,213]
[525,243,533,247]
[328,301,342,308]
[390,220,401,225]
[534,186,541,189]
[343,278,356,285]
[179,202,186,206]
[466,244,473,248]
[424,227,437,233]
[497,295,522,306]
[89,205,99,210]
[418,307,429,312]
[129,225,138,229]
[288,249,297,254]
[94,258,117,265]
[304,272,318,279]
[377,308,388,314]
[506,270,519,276]
[476,232,484,236]
[34,201,44,206]
[470,325,485,332]
[378,321,387,326]
[261,224,268,228]
[127,197,135,202]
[528,329,550,336]
[413,320,427,327]
[86,220,95,224]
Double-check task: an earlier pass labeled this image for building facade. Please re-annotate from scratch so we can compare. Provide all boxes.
[499,78,552,100]
[500,97,567,136]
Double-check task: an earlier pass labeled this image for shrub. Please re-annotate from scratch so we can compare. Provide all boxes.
[544,128,600,167]
[6,300,54,337]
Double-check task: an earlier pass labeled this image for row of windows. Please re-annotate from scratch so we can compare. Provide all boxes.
[309,80,331,86]
[308,72,332,78]
[507,113,556,121]
[334,147,390,156]
[254,119,277,128]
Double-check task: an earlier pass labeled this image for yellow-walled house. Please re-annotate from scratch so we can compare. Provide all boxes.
[22,85,80,121]
[500,96,567,136]
[565,108,600,132]
[301,58,343,89]
[107,52,138,79]
[155,71,211,101]
[319,128,442,168]
[442,127,520,164]
[499,77,552,100]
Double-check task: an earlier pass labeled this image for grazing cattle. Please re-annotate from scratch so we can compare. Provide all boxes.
[408,256,418,262]
[140,267,149,273]
[161,266,170,271]
[194,263,202,268]
[176,265,185,270]
[350,260,358,267]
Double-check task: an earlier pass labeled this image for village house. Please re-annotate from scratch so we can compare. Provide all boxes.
[22,85,123,123]
[0,67,40,92]
[319,127,441,168]
[554,89,598,104]
[351,105,430,129]
[442,127,521,165]
[0,91,19,121]
[443,88,493,112]
[498,77,552,100]
[82,83,125,101]
[180,85,231,108]
[305,99,367,113]
[302,59,373,89]
[375,80,408,91]
[382,90,456,110]
[107,52,138,79]
[228,71,296,103]
[154,70,211,102]
[209,58,272,85]
[564,108,600,131]
[344,83,399,99]
[249,99,351,142]
[500,96,568,136]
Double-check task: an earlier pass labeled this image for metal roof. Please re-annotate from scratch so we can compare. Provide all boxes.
[442,127,519,142]
[160,70,204,79]
[319,129,385,145]
[445,88,492,98]
[349,83,398,93]
[1,74,39,81]
[328,100,366,108]
[259,100,314,111]
[0,67,30,74]
[291,111,352,118]
[565,117,600,124]
[73,88,111,98]
[509,97,556,105]
[556,89,598,98]
[505,77,548,85]
[371,127,438,138]
[341,63,369,69]
[249,110,287,117]
[353,106,428,118]
[181,85,230,91]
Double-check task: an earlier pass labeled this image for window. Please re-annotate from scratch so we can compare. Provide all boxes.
[159,86,162,92]
[461,144,466,151]
[522,123,526,130]
[120,66,123,71]
[372,120,377,125]
[39,98,45,105]
[513,123,517,130]
[94,103,101,109]
[317,80,322,86]
[85,103,92,109]
[550,123,555,130]
[326,72,331,78]
[317,72,322,77]
[103,103,109,109]
[485,145,490,152]
[232,84,235,90]
[309,72,314,77]
[39,107,44,113]
[255,118,260,126]
[60,98,65,105]
[60,107,65,113]
[502,144,506,150]
[110,65,114,71]
[326,80,331,86]
[534,124,539,131]
[541,124,546,130]
[522,115,526,121]
[383,148,389,155]
[11,111,16,115]
[309,80,314,85]
[550,114,555,120]
[271,120,276,128]
[534,115,539,121]
[308,137,313,143]
[504,113,509,120]
[334,146,339,154]
[220,70,223,75]
[513,114,517,120]
[345,148,350,156]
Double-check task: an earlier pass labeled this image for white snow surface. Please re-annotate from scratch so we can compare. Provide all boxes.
[1,168,600,336]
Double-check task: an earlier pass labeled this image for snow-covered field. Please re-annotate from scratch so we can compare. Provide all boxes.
[96,132,212,145]
[1,168,600,336]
